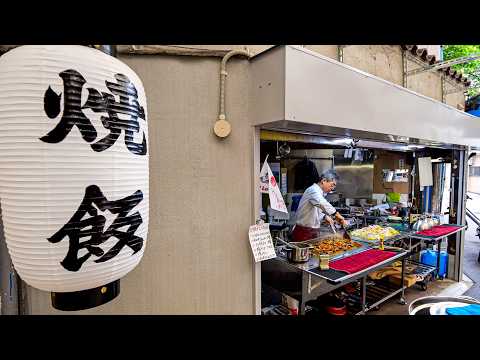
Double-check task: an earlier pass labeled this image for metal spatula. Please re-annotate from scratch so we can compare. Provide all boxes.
[341,224,353,240]
[329,223,337,234]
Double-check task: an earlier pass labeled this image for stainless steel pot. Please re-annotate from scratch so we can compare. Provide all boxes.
[425,215,435,229]
[284,243,312,263]
[412,216,431,231]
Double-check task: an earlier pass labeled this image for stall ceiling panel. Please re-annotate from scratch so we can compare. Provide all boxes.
[250,46,285,124]
[250,46,480,148]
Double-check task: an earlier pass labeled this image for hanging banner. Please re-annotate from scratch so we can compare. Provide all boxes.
[267,164,288,213]
[260,158,269,194]
[248,223,276,262]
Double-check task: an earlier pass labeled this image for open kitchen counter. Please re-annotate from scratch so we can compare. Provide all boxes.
[262,244,409,315]
[262,225,467,315]
[258,121,469,315]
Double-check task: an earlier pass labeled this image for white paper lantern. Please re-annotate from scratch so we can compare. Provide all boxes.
[0,45,149,296]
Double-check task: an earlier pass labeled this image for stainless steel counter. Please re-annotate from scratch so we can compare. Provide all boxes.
[262,247,409,315]
[262,225,466,314]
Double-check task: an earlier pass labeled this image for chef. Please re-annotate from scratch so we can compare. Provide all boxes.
[292,169,348,242]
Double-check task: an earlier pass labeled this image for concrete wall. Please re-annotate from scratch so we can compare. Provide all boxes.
[25,54,256,314]
[331,45,463,108]
[304,45,338,60]
[406,60,443,102]
[341,45,457,105]
[468,154,480,193]
[123,45,466,110]
[343,45,404,86]
[446,91,466,110]
[468,177,480,194]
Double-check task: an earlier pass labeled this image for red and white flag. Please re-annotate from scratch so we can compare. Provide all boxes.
[260,158,287,213]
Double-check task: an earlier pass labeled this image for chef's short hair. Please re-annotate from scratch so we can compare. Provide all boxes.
[319,169,339,183]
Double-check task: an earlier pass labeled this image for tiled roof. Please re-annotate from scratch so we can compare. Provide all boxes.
[401,45,471,87]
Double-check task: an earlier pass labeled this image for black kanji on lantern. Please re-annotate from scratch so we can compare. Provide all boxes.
[47,185,144,272]
[42,70,98,144]
[42,69,147,155]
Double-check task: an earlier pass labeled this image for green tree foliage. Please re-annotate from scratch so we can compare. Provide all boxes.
[442,45,480,98]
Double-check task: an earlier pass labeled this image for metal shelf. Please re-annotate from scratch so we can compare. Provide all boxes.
[407,225,466,242]
[405,259,437,289]
[344,279,406,315]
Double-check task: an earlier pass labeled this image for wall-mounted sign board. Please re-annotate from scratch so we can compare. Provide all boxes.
[418,157,433,188]
[248,223,276,262]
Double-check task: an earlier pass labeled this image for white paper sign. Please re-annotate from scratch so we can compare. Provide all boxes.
[267,165,288,213]
[354,149,363,161]
[248,223,276,262]
[418,157,433,187]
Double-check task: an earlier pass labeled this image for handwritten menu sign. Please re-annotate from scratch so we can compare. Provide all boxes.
[248,223,276,262]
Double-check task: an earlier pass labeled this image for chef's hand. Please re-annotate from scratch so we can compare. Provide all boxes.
[334,212,348,227]
[324,215,335,227]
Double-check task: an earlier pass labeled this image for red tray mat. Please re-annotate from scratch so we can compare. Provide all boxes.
[415,225,461,237]
[329,249,397,274]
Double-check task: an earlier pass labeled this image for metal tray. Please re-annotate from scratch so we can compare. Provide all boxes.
[291,235,370,261]
[350,232,409,247]
[408,224,465,241]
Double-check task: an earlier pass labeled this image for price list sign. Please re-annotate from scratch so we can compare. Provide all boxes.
[248,223,276,262]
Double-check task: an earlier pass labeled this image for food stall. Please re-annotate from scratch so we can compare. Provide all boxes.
[259,131,469,315]
[250,46,478,315]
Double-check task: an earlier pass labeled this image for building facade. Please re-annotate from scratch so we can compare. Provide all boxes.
[1,45,472,314]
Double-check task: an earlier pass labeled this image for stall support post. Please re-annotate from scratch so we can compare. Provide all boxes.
[436,240,442,279]
[360,277,367,314]
[398,258,406,305]
[451,149,467,281]
[300,272,309,315]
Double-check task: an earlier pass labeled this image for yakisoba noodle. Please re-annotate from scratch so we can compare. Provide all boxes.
[310,237,362,257]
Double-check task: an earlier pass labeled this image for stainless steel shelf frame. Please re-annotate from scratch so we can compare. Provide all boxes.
[262,248,409,315]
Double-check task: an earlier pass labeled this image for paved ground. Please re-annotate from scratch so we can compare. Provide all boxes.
[372,278,461,315]
[463,192,480,299]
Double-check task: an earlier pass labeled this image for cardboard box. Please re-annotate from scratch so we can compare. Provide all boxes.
[388,273,418,288]
[373,151,411,195]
